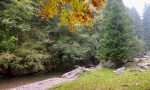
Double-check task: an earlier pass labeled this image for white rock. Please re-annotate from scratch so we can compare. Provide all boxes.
[113,67,125,73]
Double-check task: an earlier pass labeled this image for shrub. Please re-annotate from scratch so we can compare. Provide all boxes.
[15,47,51,71]
[24,53,50,71]
[50,35,93,69]
[0,47,51,75]
[0,36,17,52]
[0,52,21,71]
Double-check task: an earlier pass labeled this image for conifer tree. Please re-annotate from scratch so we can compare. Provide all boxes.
[98,0,134,68]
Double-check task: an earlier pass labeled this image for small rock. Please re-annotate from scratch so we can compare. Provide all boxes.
[134,58,142,63]
[113,67,125,73]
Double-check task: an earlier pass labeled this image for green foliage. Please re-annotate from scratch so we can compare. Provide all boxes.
[0,0,37,45]
[0,36,17,52]
[0,0,147,76]
[0,0,102,74]
[24,53,49,71]
[14,45,50,71]
[0,0,35,31]
[46,27,101,69]
[0,0,50,75]
[15,47,36,58]
[51,36,91,62]
[0,52,21,70]
[97,0,135,68]
[0,47,50,74]
[64,41,91,61]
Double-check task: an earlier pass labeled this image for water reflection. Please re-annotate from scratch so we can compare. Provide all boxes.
[0,72,62,89]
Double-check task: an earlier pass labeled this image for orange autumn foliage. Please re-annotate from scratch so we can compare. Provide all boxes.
[39,0,106,31]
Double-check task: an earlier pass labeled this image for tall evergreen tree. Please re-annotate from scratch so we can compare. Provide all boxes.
[143,4,150,51]
[98,0,134,68]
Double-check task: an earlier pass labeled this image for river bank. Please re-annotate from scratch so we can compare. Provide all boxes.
[9,77,76,90]
[48,55,150,90]
[1,55,150,90]
[7,67,94,90]
[0,72,62,90]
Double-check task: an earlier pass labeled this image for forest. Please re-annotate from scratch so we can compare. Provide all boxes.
[0,0,150,90]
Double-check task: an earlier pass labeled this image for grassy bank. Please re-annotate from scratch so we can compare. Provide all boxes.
[49,69,150,90]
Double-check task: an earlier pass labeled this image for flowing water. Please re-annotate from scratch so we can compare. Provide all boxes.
[0,72,62,90]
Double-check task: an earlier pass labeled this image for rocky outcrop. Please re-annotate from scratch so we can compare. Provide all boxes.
[133,55,150,71]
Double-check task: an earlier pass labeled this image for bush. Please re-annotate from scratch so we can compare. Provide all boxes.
[64,41,91,61]
[0,47,51,75]
[0,36,17,52]
[15,47,36,58]
[0,52,22,73]
[15,47,51,71]
[49,34,95,70]
[24,53,50,71]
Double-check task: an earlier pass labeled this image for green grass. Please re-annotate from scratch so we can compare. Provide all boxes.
[48,68,150,90]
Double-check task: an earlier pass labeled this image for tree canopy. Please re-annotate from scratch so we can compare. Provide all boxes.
[38,0,106,31]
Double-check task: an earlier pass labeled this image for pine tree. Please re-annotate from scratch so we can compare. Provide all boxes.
[98,0,134,68]
[143,4,150,51]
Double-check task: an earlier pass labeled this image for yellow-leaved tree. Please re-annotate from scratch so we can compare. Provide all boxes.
[38,0,106,32]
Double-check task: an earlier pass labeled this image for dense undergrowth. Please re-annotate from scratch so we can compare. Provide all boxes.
[0,0,100,76]
[0,0,149,76]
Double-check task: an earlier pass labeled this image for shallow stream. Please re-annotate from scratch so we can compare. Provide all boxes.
[0,72,62,90]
